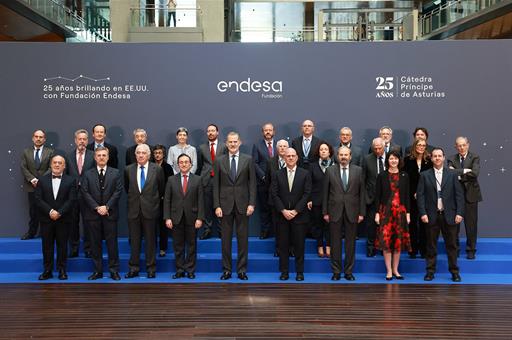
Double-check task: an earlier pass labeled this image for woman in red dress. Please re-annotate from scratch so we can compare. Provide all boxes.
[374,150,411,280]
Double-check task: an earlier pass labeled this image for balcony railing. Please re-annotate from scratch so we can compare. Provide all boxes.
[130,5,202,29]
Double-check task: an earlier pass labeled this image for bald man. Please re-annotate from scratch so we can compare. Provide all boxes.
[291,120,323,170]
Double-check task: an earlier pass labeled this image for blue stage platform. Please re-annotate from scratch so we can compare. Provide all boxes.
[1,237,511,284]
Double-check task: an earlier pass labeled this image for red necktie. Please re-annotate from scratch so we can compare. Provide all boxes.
[77,151,84,175]
[267,142,273,157]
[210,142,215,177]
[182,174,188,194]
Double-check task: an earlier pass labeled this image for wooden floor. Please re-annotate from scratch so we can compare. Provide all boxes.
[1,283,511,339]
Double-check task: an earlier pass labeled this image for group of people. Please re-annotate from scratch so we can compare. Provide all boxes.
[19,121,482,282]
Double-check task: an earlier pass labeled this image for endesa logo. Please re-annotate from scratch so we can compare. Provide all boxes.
[217,78,283,94]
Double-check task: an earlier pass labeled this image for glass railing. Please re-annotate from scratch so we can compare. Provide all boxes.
[420,0,506,36]
[130,6,202,29]
[19,0,110,42]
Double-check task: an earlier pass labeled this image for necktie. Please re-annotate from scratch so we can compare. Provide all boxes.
[304,139,311,156]
[77,151,84,175]
[96,144,103,149]
[435,170,443,211]
[342,167,348,191]
[99,168,105,191]
[288,169,294,192]
[182,174,188,194]
[230,155,237,182]
[52,175,62,179]
[267,142,273,157]
[385,144,390,153]
[460,156,465,168]
[35,148,41,169]
[140,166,145,191]
[378,156,384,174]
[279,159,285,169]
[210,142,215,177]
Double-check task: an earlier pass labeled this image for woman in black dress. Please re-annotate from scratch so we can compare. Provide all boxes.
[374,150,411,280]
[153,144,174,257]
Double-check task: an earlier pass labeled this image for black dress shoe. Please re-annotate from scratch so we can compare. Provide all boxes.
[200,229,212,240]
[88,272,103,280]
[69,249,79,258]
[237,272,248,280]
[125,271,139,279]
[451,273,462,282]
[147,272,156,279]
[386,276,393,281]
[259,230,270,239]
[187,272,196,279]
[393,274,404,280]
[295,272,304,281]
[366,248,376,257]
[466,252,476,260]
[84,251,92,258]
[273,250,279,257]
[110,272,121,281]
[279,272,289,280]
[38,271,53,280]
[289,250,295,257]
[424,273,434,281]
[331,273,341,281]
[21,232,35,240]
[408,252,417,259]
[220,272,232,280]
[159,250,166,257]
[58,270,68,280]
[172,272,185,279]
[344,274,355,281]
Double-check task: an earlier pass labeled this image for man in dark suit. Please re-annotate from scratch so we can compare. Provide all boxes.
[265,139,289,257]
[81,147,123,281]
[369,126,402,157]
[448,136,482,260]
[291,119,322,170]
[86,123,118,169]
[164,153,204,279]
[252,122,277,239]
[339,127,363,166]
[125,128,153,166]
[417,147,464,282]
[34,155,77,280]
[124,144,165,279]
[196,124,226,240]
[66,129,95,258]
[213,132,257,280]
[323,146,366,281]
[362,137,386,257]
[20,129,54,240]
[271,148,311,281]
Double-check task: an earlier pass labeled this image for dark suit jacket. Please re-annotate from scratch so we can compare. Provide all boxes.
[271,167,311,224]
[362,153,381,205]
[34,173,77,223]
[21,146,54,192]
[291,135,322,169]
[163,173,204,225]
[66,148,95,185]
[81,167,123,221]
[310,160,334,206]
[196,141,227,187]
[416,167,465,225]
[124,162,165,219]
[264,156,285,205]
[403,156,433,199]
[447,152,483,203]
[252,139,277,183]
[213,153,257,215]
[368,142,403,157]
[322,164,366,224]
[375,171,410,212]
[87,142,118,169]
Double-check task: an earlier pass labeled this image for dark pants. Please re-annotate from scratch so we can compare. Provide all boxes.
[88,218,119,274]
[365,203,378,251]
[330,211,357,275]
[201,180,221,237]
[457,201,478,254]
[257,184,273,234]
[278,218,306,273]
[172,218,198,274]
[167,11,176,27]
[159,219,169,252]
[40,220,69,272]
[311,205,330,247]
[127,215,157,273]
[69,198,91,254]
[220,208,248,274]
[27,191,40,236]
[409,199,427,256]
[425,212,459,275]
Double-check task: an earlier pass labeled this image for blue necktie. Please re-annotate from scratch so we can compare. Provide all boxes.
[230,155,237,182]
[342,167,348,191]
[304,139,311,157]
[140,166,145,191]
[34,148,41,169]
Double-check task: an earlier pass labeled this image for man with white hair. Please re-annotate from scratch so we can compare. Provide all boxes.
[339,127,363,167]
[126,128,152,166]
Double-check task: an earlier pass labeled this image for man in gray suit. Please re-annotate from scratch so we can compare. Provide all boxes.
[20,129,54,240]
[213,132,257,280]
[81,147,123,280]
[197,123,226,240]
[66,129,95,258]
[124,144,165,279]
[448,136,483,260]
[164,153,204,279]
[323,146,366,281]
